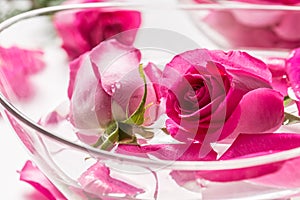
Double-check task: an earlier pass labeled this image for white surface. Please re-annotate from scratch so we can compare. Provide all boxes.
[0,119,47,199]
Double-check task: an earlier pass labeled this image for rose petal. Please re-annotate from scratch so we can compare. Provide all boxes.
[209,50,272,85]
[232,9,283,28]
[220,88,284,140]
[20,161,67,200]
[221,133,300,159]
[69,53,112,130]
[78,162,144,198]
[286,48,300,100]
[171,133,300,184]
[89,39,141,95]
[266,57,288,96]
[251,157,300,188]
[0,46,45,100]
[274,12,300,41]
[204,11,280,48]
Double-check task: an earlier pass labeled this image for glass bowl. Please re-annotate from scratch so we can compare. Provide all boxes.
[0,2,300,200]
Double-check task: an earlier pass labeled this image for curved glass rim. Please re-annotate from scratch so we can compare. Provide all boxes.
[1,2,300,171]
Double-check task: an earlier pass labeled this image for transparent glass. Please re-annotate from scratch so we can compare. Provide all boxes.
[0,2,300,200]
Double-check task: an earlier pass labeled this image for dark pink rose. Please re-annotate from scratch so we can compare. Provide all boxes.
[20,161,67,200]
[162,49,284,142]
[68,39,161,136]
[54,0,141,60]
[0,46,45,100]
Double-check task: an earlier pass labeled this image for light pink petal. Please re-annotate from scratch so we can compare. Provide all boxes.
[274,12,300,41]
[234,0,299,4]
[0,46,45,100]
[90,39,141,95]
[251,156,300,188]
[20,161,67,200]
[117,143,217,161]
[142,62,164,125]
[54,10,90,60]
[204,11,280,48]
[78,162,144,198]
[69,53,112,130]
[232,10,283,28]
[171,163,282,183]
[266,57,288,96]
[144,62,164,100]
[286,48,300,100]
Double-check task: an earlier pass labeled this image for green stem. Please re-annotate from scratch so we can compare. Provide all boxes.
[284,111,300,124]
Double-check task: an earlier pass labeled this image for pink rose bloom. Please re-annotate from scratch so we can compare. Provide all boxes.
[162,49,284,142]
[68,39,161,139]
[54,0,141,60]
[0,46,45,100]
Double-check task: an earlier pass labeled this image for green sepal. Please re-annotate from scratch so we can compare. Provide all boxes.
[284,96,293,107]
[284,112,300,125]
[123,64,147,125]
[118,122,138,145]
[93,121,119,150]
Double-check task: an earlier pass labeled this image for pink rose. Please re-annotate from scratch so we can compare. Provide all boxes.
[68,39,161,144]
[162,49,284,142]
[54,0,141,60]
[0,46,45,100]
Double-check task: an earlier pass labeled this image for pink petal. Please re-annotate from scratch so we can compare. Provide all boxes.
[221,133,300,159]
[54,1,141,60]
[286,48,300,100]
[209,50,272,85]
[78,162,144,198]
[251,157,300,188]
[274,12,300,41]
[204,11,280,48]
[266,57,288,96]
[20,161,67,200]
[220,88,284,140]
[0,46,45,100]
[171,133,300,183]
[117,143,217,161]
[54,10,90,60]
[90,39,141,95]
[144,62,164,100]
[69,53,112,130]
[232,10,283,28]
